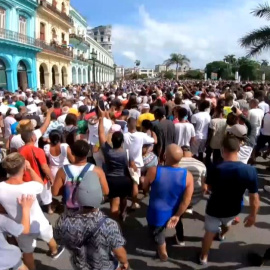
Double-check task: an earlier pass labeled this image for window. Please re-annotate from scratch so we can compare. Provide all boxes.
[94,31,98,35]
[61,2,66,14]
[40,23,45,41]
[109,45,111,50]
[19,16,27,36]
[52,28,57,39]
[94,37,97,41]
[108,36,111,42]
[61,32,65,44]
[0,8,5,29]
[101,37,103,42]
[100,31,104,35]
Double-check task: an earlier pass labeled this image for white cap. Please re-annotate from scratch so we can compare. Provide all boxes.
[34,99,42,104]
[27,97,34,103]
[79,96,86,101]
[27,104,37,114]
[122,93,127,98]
[142,103,150,109]
[10,107,19,115]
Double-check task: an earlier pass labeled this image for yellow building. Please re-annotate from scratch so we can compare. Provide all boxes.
[36,0,73,89]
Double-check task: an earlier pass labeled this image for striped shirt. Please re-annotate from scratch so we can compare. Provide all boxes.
[179,157,206,205]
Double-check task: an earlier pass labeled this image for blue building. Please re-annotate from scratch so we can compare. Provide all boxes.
[0,0,41,92]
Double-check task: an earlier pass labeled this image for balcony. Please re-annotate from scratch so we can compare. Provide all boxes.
[40,0,73,26]
[40,40,73,58]
[0,28,41,48]
[69,33,88,46]
[73,54,88,62]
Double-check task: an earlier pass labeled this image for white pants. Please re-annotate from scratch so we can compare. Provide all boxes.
[38,182,52,205]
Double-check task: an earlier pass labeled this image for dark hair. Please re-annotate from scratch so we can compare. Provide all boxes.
[49,130,63,146]
[178,107,188,119]
[199,100,210,111]
[65,113,77,126]
[127,117,137,129]
[154,107,166,119]
[174,96,182,105]
[111,131,124,149]
[227,112,238,126]
[141,120,152,131]
[71,140,90,158]
[51,112,57,121]
[21,130,34,144]
[155,99,163,107]
[166,92,173,101]
[78,105,88,114]
[15,113,22,122]
[46,100,53,108]
[222,135,240,152]
[54,101,60,108]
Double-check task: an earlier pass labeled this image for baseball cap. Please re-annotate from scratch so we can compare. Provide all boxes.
[142,103,150,109]
[27,104,37,114]
[121,109,129,116]
[10,107,19,115]
[75,171,103,208]
[227,124,247,139]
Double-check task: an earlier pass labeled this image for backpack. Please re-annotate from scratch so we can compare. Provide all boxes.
[63,163,93,209]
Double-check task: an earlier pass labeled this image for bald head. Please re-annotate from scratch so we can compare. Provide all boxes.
[165,144,183,165]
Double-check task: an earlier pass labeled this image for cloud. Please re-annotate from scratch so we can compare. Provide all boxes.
[113,0,270,69]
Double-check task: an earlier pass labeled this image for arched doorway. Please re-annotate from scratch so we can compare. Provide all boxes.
[17,60,28,90]
[39,63,49,89]
[61,66,67,86]
[72,67,77,83]
[0,59,7,89]
[51,65,59,86]
[78,68,82,84]
[52,66,56,85]
[83,69,86,83]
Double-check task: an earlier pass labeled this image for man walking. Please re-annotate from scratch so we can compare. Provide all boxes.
[200,135,260,265]
[143,144,193,261]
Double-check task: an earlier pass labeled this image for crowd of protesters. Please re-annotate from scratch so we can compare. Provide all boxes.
[0,79,269,269]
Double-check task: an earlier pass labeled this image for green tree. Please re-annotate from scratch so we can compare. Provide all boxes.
[224,55,237,65]
[163,70,175,79]
[240,3,270,56]
[238,58,260,80]
[261,59,269,66]
[205,61,229,79]
[134,60,141,67]
[139,74,148,79]
[184,70,204,80]
[163,53,190,79]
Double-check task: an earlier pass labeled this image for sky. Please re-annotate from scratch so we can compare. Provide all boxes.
[70,0,270,69]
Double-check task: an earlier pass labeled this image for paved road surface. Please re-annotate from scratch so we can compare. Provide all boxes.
[34,158,270,270]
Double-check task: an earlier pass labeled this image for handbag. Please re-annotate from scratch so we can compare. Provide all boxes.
[126,149,140,185]
[31,148,47,181]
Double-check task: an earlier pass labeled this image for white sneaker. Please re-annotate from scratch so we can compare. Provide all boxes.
[264,186,270,193]
[185,208,193,214]
[175,235,185,246]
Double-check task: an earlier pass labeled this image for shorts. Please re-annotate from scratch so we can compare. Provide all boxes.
[38,182,52,205]
[204,214,236,233]
[191,139,207,155]
[17,224,54,253]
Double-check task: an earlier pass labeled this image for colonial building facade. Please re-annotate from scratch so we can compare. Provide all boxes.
[0,0,41,92]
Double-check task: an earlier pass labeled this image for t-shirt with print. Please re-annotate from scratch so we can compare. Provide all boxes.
[206,161,258,218]
[0,215,23,270]
[191,112,211,140]
[54,210,125,270]
[19,145,48,183]
[0,181,50,233]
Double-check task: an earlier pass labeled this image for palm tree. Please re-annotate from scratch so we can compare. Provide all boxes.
[240,3,270,56]
[163,53,190,79]
[134,60,141,67]
[261,59,269,66]
[224,55,237,65]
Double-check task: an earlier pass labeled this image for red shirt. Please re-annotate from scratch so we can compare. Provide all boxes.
[19,145,48,183]
[54,108,62,118]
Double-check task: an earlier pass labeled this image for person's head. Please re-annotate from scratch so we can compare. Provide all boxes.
[78,105,88,115]
[141,103,150,113]
[54,101,60,108]
[154,107,166,120]
[51,112,57,121]
[227,112,238,126]
[181,146,192,157]
[255,90,265,102]
[111,131,124,149]
[21,130,36,144]
[165,144,183,166]
[227,124,247,141]
[166,92,173,101]
[225,94,234,106]
[174,96,182,105]
[199,100,210,112]
[71,140,90,161]
[249,98,259,109]
[65,113,77,126]
[49,130,63,146]
[62,106,69,115]
[16,119,33,134]
[178,107,188,121]
[127,117,137,131]
[2,153,25,177]
[120,109,129,121]
[15,113,22,122]
[141,119,152,132]
[221,135,240,160]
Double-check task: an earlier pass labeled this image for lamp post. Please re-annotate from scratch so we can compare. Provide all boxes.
[90,50,97,90]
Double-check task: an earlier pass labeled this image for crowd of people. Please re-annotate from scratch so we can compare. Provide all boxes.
[0,79,269,269]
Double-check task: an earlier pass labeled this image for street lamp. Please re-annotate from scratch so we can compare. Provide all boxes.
[113,63,117,83]
[90,50,97,90]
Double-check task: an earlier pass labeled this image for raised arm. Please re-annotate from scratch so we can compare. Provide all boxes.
[39,107,54,135]
[98,117,107,146]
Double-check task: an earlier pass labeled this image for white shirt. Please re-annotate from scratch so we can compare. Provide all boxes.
[4,116,16,139]
[0,215,23,269]
[191,112,211,140]
[182,99,192,106]
[57,113,67,125]
[261,113,270,136]
[248,108,264,136]
[258,101,269,114]
[10,129,42,150]
[175,122,195,147]
[0,182,50,233]
[124,131,155,167]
